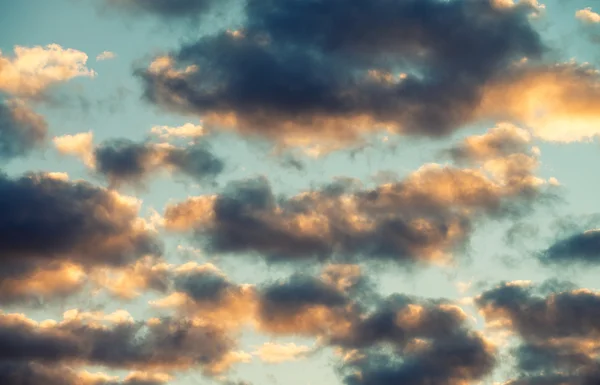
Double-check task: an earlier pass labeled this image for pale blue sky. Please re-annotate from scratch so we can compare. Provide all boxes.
[2,1,600,385]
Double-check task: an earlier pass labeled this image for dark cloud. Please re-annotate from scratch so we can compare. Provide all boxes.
[164,153,547,264]
[174,267,235,303]
[258,274,348,316]
[476,281,600,384]
[153,265,496,383]
[541,230,600,265]
[94,139,224,185]
[163,143,224,182]
[0,99,46,162]
[0,172,161,304]
[0,312,237,375]
[0,361,171,385]
[343,331,495,385]
[138,0,543,148]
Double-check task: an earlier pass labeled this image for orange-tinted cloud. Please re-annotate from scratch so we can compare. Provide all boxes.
[0,44,96,98]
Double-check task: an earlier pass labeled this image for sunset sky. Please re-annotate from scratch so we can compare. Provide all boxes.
[2,1,600,385]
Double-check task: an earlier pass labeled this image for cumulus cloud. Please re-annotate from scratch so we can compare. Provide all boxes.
[96,51,117,61]
[476,280,600,385]
[576,7,600,24]
[0,44,96,98]
[53,131,95,167]
[477,62,600,143]
[0,362,171,385]
[444,122,532,164]
[53,133,224,186]
[94,139,224,186]
[137,0,544,150]
[0,172,161,304]
[0,99,47,162]
[0,310,241,376]
[541,229,600,265]
[163,129,551,264]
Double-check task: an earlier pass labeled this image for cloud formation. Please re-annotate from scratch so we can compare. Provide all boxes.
[54,132,224,186]
[0,172,161,304]
[0,99,47,162]
[0,309,243,377]
[96,51,117,61]
[163,126,551,265]
[0,44,96,98]
[476,280,600,385]
[154,264,496,385]
[137,0,545,150]
[576,7,600,24]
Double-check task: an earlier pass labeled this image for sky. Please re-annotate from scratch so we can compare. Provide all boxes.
[2,0,600,384]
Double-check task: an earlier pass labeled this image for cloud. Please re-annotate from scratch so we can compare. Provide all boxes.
[576,7,600,24]
[54,131,95,167]
[0,44,96,98]
[0,172,161,304]
[163,130,551,264]
[53,133,224,186]
[0,310,242,375]
[150,123,205,140]
[150,263,497,384]
[0,362,172,385]
[94,139,224,186]
[444,122,531,164]
[137,0,544,150]
[96,51,117,61]
[0,99,47,162]
[252,342,311,363]
[477,62,600,143]
[476,280,600,384]
[343,331,495,385]
[541,229,600,265]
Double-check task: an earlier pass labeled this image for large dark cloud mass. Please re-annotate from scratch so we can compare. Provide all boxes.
[476,280,600,385]
[0,172,161,304]
[155,265,496,385]
[138,0,544,148]
[0,99,46,162]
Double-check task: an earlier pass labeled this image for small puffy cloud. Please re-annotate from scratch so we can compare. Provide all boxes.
[151,123,205,140]
[0,44,96,97]
[576,7,600,24]
[444,122,532,163]
[54,131,95,167]
[96,51,117,61]
[541,229,600,265]
[253,342,311,363]
[54,133,224,186]
[0,99,47,161]
[94,139,224,186]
